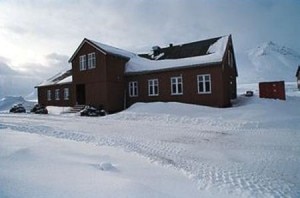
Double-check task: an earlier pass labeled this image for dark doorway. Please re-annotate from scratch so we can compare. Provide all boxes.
[76,84,86,104]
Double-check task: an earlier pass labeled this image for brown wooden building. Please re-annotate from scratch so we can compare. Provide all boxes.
[36,35,238,113]
[296,65,300,90]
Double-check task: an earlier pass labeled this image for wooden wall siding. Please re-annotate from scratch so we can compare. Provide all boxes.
[224,38,238,100]
[72,42,108,108]
[297,71,300,90]
[125,64,232,108]
[259,81,286,100]
[72,42,107,84]
[106,55,127,112]
[37,84,75,107]
[71,43,128,112]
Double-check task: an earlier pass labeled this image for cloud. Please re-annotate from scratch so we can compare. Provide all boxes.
[0,59,37,98]
[19,52,70,78]
[0,58,17,75]
[0,0,299,77]
[0,52,70,98]
[2,25,28,35]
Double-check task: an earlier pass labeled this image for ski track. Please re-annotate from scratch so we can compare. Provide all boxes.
[0,113,299,198]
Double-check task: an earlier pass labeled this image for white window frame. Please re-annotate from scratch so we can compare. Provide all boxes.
[55,89,60,100]
[64,88,69,100]
[148,79,159,96]
[87,52,96,69]
[47,90,51,101]
[171,76,183,95]
[197,74,211,94]
[129,81,138,97]
[79,55,86,71]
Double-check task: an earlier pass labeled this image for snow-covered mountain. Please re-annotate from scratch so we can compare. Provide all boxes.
[237,41,300,83]
[0,96,35,112]
[0,62,40,99]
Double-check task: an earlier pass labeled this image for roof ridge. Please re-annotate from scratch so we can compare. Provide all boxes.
[87,39,136,59]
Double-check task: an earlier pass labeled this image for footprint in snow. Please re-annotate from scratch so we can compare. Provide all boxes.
[96,162,117,172]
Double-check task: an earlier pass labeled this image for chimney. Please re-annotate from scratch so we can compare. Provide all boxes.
[152,46,161,56]
[169,43,173,47]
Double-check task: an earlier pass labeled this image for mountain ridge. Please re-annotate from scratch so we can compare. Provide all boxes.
[237,41,300,83]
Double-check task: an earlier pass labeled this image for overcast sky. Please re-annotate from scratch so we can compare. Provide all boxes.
[0,0,299,75]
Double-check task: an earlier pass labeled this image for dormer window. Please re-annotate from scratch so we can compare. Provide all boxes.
[79,55,86,71]
[88,52,96,69]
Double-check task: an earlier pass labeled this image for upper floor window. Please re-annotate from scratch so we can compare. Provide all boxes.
[64,88,69,100]
[198,74,211,94]
[228,50,233,67]
[171,76,183,95]
[148,79,159,96]
[47,90,51,101]
[55,89,60,100]
[88,52,96,69]
[129,81,138,97]
[79,55,86,71]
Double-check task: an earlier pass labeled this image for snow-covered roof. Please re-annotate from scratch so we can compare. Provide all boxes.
[36,69,72,87]
[125,35,229,73]
[69,38,135,62]
[88,40,135,59]
[69,36,229,74]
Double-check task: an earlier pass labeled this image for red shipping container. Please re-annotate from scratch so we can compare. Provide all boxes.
[259,81,286,100]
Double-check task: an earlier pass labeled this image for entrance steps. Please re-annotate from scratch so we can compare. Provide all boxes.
[65,105,85,113]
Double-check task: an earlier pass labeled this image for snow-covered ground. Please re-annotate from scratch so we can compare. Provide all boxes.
[0,83,300,198]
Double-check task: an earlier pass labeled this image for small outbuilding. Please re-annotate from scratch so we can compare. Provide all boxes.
[259,81,286,100]
[296,65,300,90]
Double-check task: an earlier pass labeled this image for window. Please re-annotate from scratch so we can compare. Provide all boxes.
[47,90,51,101]
[64,88,69,100]
[55,89,60,100]
[88,52,96,69]
[129,81,138,97]
[198,74,211,94]
[171,76,183,95]
[79,55,86,71]
[148,79,159,96]
[228,50,233,67]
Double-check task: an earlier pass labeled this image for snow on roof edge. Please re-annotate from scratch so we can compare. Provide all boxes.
[36,69,72,88]
[88,39,136,59]
[125,35,229,73]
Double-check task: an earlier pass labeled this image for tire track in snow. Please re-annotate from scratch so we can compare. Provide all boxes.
[1,118,299,197]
